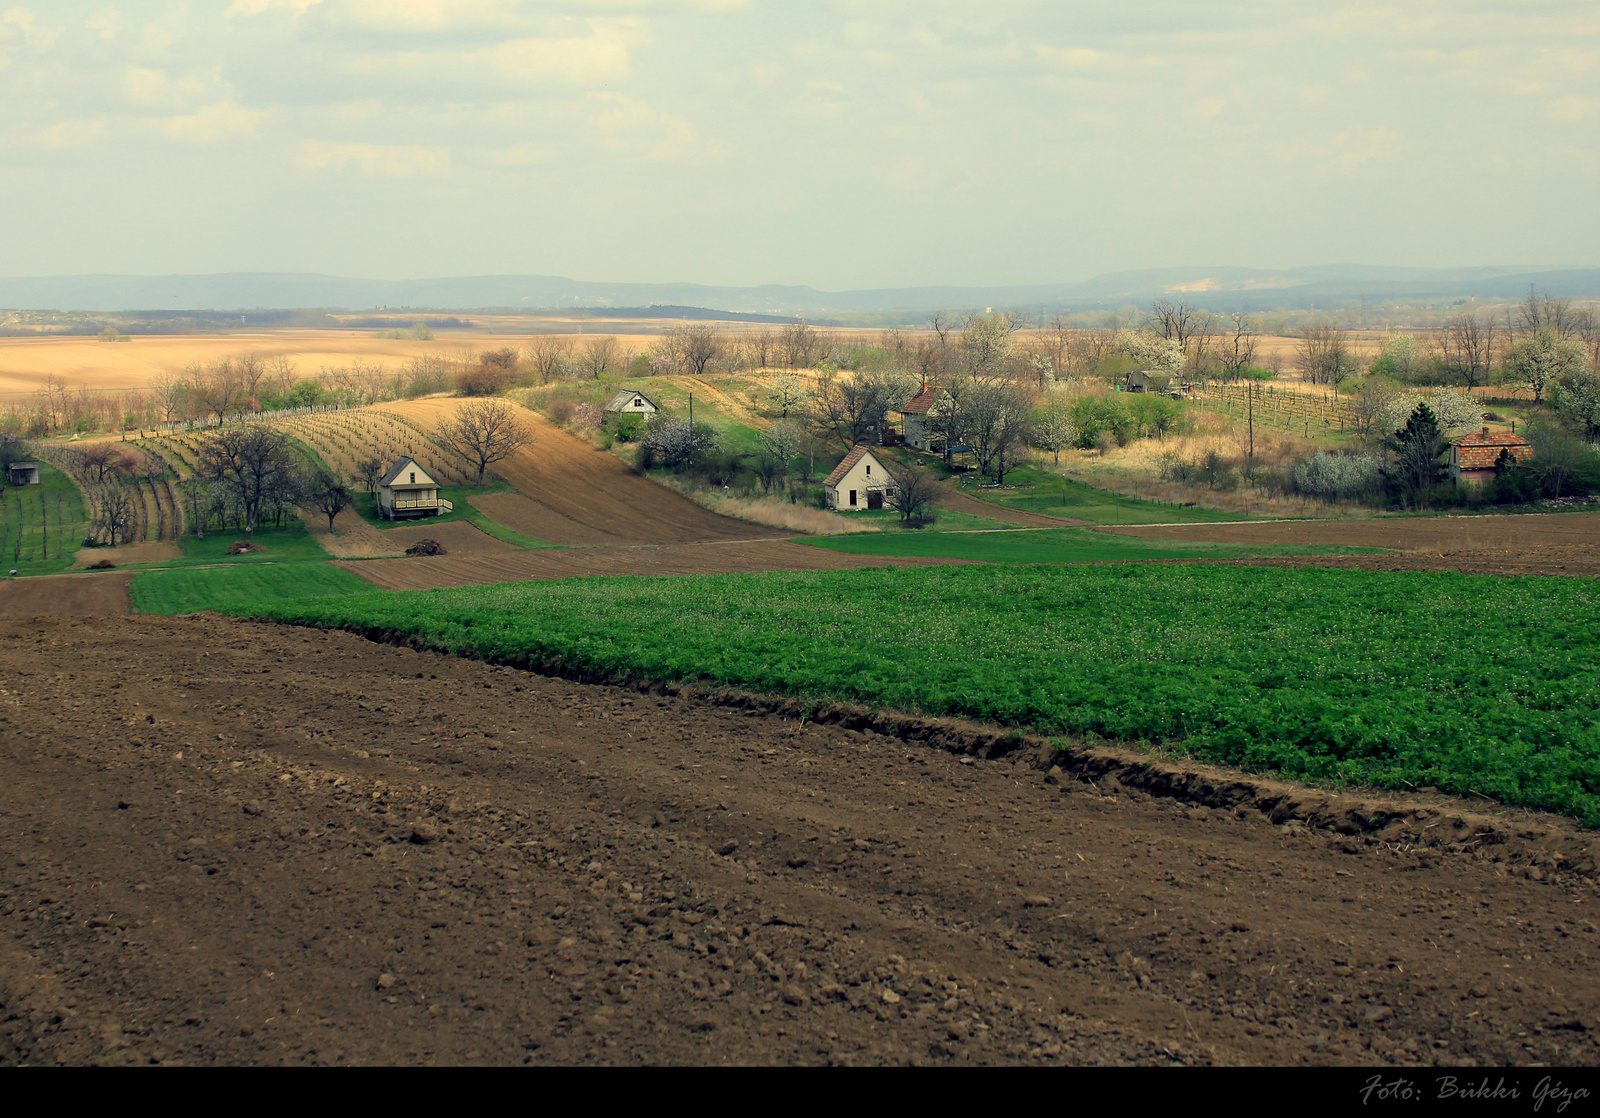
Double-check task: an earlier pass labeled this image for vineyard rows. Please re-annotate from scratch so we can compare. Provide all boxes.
[1198,383,1359,434]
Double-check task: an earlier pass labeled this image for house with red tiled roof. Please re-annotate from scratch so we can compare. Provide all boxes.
[1449,427,1533,484]
[897,383,943,451]
[825,445,899,510]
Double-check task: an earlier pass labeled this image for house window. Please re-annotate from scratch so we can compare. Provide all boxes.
[849,490,857,506]
[866,464,871,476]
[409,472,416,484]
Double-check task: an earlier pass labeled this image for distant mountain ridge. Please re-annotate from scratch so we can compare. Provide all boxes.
[1,265,1596,315]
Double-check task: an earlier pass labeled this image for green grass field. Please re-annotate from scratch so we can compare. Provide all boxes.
[800,527,1381,564]
[132,560,379,615]
[176,522,330,564]
[221,563,1600,824]
[0,465,91,575]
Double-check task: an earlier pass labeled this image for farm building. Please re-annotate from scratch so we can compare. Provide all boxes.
[605,390,659,418]
[897,384,943,451]
[1121,370,1177,394]
[377,457,453,520]
[825,445,900,511]
[6,462,40,485]
[1449,428,1533,484]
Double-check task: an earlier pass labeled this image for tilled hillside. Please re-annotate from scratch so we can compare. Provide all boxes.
[1,615,1596,1066]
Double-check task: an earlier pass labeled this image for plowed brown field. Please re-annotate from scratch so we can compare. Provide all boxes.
[337,540,970,591]
[0,573,131,617]
[1112,511,1600,578]
[3,613,1598,1067]
[376,399,771,547]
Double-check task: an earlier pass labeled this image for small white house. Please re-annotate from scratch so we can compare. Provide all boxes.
[605,390,659,418]
[825,445,899,511]
[6,462,40,485]
[377,457,452,520]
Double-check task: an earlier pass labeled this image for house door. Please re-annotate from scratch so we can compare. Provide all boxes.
[867,491,883,510]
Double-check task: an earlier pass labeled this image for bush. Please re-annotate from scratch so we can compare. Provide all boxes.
[457,365,512,396]
[1290,451,1383,502]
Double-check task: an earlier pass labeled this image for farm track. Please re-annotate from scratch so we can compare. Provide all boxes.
[336,540,973,591]
[2,613,1598,1067]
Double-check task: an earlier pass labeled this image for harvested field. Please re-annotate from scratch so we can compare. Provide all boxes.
[336,540,970,591]
[1113,512,1600,577]
[305,510,515,561]
[2,613,1598,1067]
[377,399,772,546]
[71,542,181,569]
[0,572,131,617]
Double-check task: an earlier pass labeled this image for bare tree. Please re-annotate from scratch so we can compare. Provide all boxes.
[780,319,820,368]
[523,336,573,384]
[436,399,534,486]
[236,353,269,403]
[1438,312,1498,390]
[1297,322,1358,385]
[91,482,137,546]
[193,359,244,426]
[965,381,1035,483]
[301,469,354,532]
[352,452,386,494]
[580,335,620,380]
[80,443,129,481]
[267,355,298,399]
[812,369,915,450]
[1217,312,1260,379]
[1145,301,1209,350]
[1518,287,1581,339]
[196,426,302,536]
[888,462,941,525]
[660,325,722,377]
[149,371,190,426]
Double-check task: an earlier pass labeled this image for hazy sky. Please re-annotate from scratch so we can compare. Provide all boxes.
[1,0,1596,288]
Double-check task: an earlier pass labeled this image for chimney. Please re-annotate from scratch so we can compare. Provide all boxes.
[1482,426,1489,437]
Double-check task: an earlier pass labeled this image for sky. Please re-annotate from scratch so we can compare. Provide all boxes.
[0,0,1596,289]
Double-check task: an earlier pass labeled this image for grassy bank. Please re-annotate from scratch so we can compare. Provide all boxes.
[954,466,1242,525]
[223,563,1600,824]
[0,464,90,576]
[351,487,560,550]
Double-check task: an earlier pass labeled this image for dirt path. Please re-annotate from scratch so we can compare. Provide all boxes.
[0,572,131,617]
[375,399,771,546]
[2,614,1596,1067]
[336,540,972,591]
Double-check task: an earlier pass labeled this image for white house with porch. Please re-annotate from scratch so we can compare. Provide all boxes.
[825,445,899,511]
[377,457,453,520]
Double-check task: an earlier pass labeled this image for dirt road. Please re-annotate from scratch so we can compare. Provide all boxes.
[2,614,1596,1066]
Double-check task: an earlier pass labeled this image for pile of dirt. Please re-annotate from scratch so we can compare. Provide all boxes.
[404,538,447,557]
[1,612,1596,1067]
[86,559,115,570]
[226,541,265,555]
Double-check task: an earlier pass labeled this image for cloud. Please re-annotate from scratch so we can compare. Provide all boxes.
[293,139,451,176]
[1035,44,1112,69]
[1547,95,1595,121]
[587,92,693,156]
[158,102,266,143]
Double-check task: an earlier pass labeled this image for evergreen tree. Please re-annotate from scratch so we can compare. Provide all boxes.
[1385,403,1449,505]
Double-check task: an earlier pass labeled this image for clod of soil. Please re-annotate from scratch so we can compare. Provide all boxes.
[86,559,116,570]
[227,541,265,555]
[404,538,447,557]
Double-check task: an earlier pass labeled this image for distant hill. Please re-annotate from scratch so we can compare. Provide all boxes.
[0,265,1596,316]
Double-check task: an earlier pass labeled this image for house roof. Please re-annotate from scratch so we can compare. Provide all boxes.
[606,390,657,411]
[380,457,423,487]
[1453,431,1533,471]
[825,445,877,488]
[900,386,941,416]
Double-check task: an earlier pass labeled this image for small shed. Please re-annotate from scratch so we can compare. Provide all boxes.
[1449,427,1533,484]
[1122,370,1175,394]
[6,462,40,485]
[605,390,659,418]
[377,457,452,519]
[897,384,942,451]
[825,445,899,511]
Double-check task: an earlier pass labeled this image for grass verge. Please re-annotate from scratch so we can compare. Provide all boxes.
[350,487,561,549]
[957,466,1243,525]
[223,563,1600,825]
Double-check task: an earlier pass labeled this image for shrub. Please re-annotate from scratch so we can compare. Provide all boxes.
[456,365,512,396]
[1290,451,1382,502]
